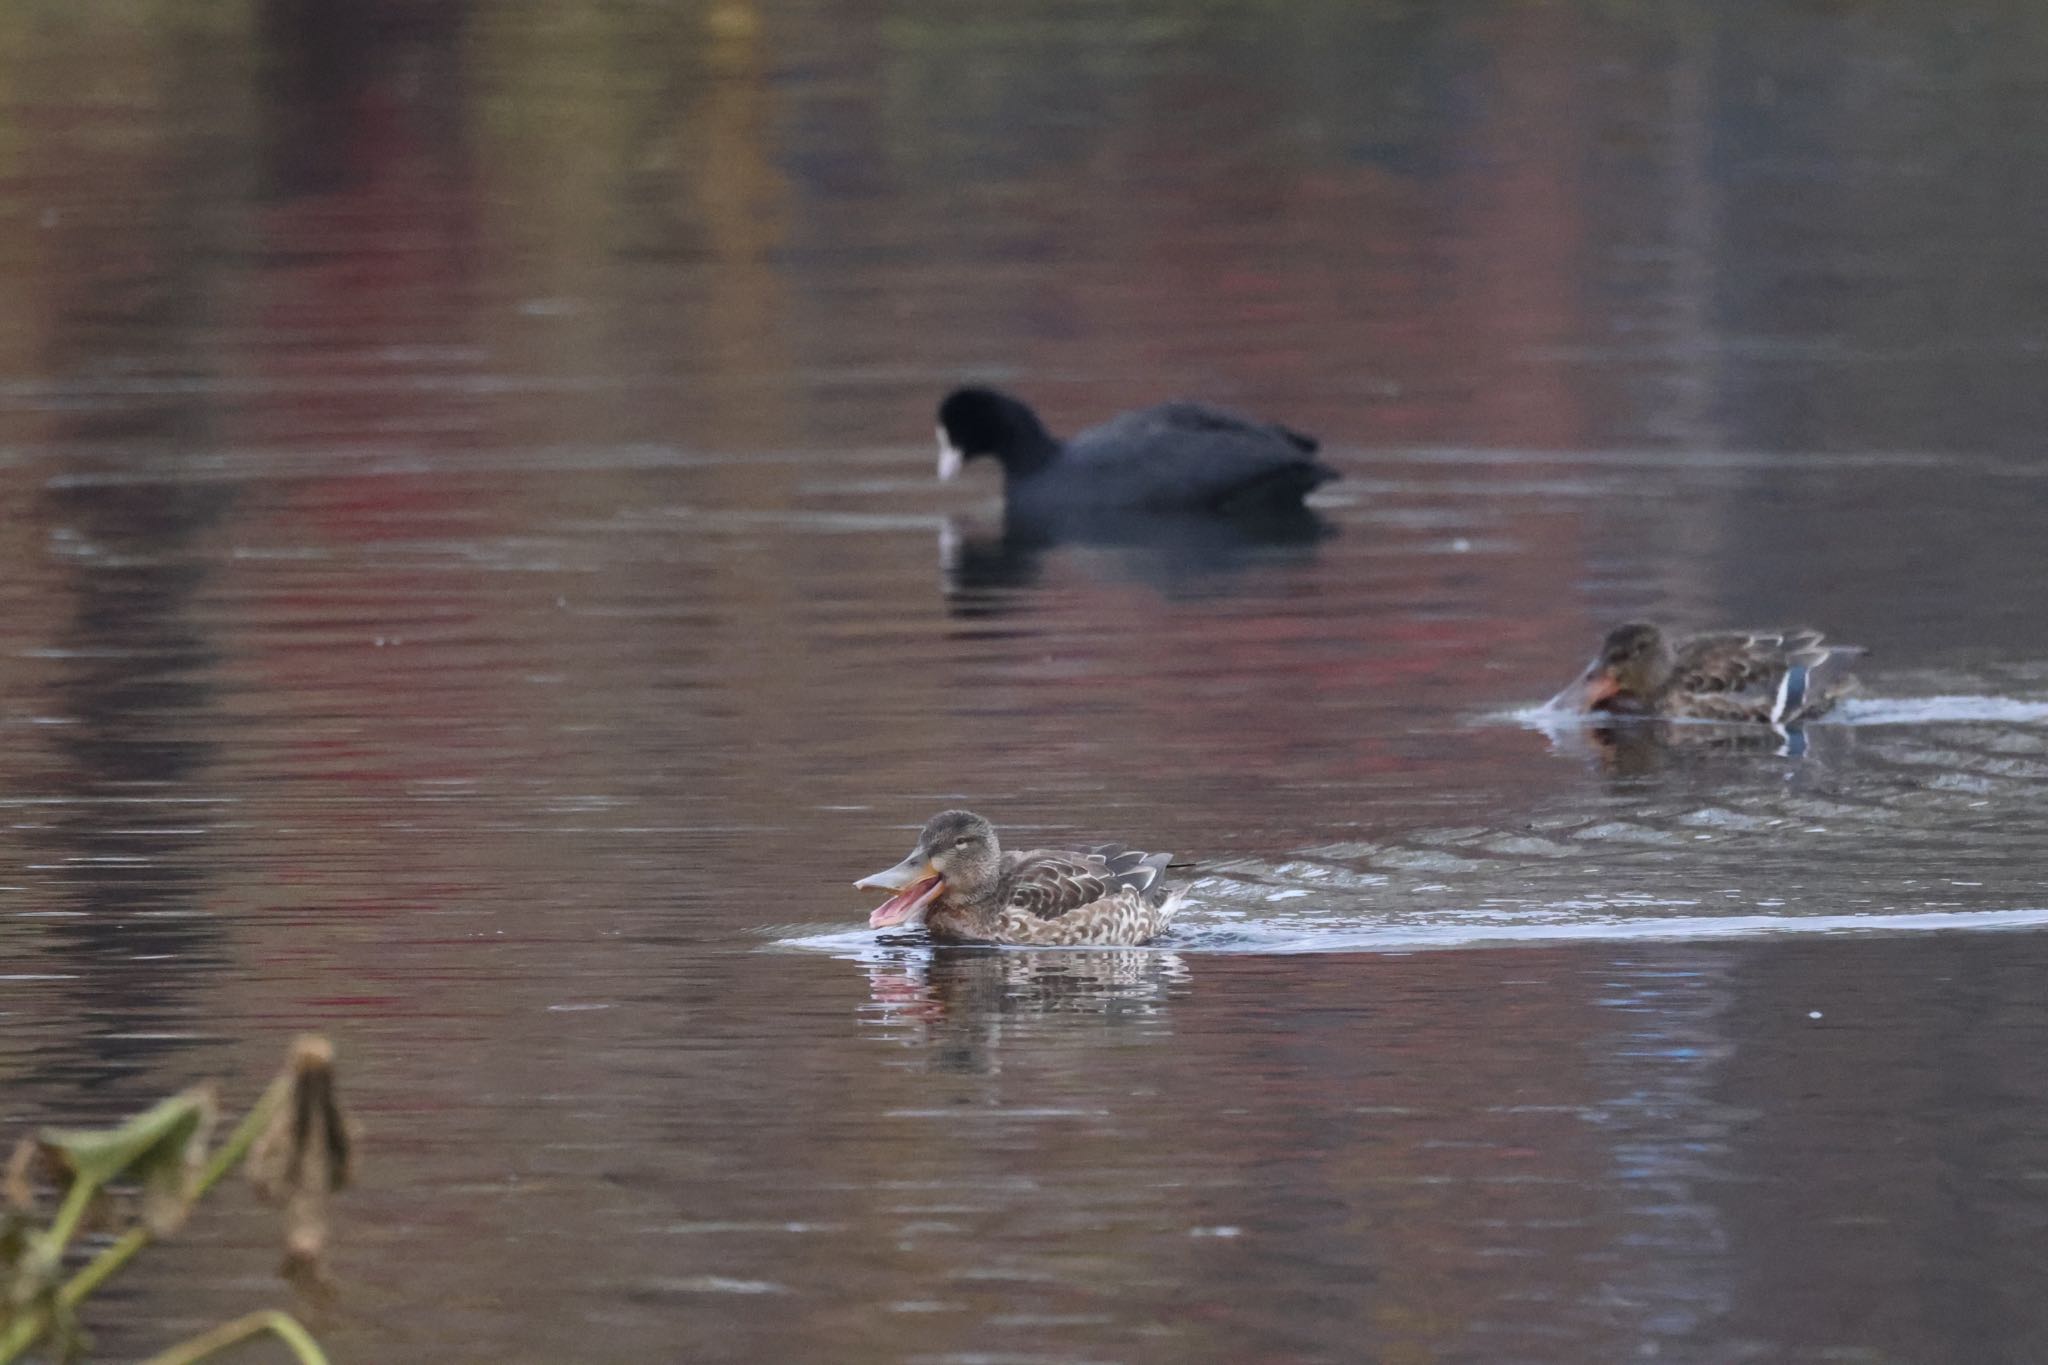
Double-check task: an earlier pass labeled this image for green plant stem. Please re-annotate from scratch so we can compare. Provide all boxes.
[0,1172,104,1363]
[66,1075,287,1312]
[0,1078,291,1364]
[138,1310,328,1365]
[40,1176,101,1264]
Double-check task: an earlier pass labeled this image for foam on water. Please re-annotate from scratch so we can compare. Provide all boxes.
[1505,694,2048,730]
[777,905,2048,958]
[1832,696,2048,725]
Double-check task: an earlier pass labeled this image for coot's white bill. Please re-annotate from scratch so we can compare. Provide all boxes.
[936,425,963,481]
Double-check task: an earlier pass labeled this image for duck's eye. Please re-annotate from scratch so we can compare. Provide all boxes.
[953,837,974,848]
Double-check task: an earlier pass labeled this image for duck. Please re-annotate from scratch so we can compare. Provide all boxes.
[935,387,1338,521]
[856,810,1186,946]
[1548,622,1859,724]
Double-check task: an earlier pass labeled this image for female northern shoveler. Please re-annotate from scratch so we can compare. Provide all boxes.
[856,810,1186,946]
[1549,622,1859,723]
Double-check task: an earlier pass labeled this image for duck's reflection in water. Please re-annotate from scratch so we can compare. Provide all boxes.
[940,508,1333,611]
[862,945,1192,1073]
[1537,714,1826,777]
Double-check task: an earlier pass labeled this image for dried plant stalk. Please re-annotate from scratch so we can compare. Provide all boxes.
[249,1036,356,1276]
[0,1036,356,1365]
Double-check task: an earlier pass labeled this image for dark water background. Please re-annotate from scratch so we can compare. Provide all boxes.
[4,1,2048,1361]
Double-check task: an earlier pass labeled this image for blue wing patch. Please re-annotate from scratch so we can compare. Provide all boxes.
[1772,664,1809,723]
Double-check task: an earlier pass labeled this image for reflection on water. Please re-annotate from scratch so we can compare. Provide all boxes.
[26,477,234,1095]
[941,507,1335,606]
[863,947,1189,1074]
[4,1,2048,1361]
[1529,711,1819,773]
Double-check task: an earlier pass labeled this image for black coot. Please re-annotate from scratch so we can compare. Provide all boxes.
[935,387,1338,521]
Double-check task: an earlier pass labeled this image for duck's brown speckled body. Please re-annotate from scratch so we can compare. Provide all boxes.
[1551,622,1859,724]
[857,811,1186,947]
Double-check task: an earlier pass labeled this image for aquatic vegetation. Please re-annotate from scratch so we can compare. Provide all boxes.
[0,1037,355,1365]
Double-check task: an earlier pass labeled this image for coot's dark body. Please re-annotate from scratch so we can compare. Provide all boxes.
[936,387,1338,522]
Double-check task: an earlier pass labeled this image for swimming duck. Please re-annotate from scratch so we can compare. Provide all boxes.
[935,387,1338,520]
[856,810,1186,946]
[1549,622,1858,723]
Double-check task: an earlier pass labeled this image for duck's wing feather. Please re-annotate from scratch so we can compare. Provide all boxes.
[1084,844,1173,882]
[1002,847,1174,921]
[1063,403,1335,510]
[1671,629,1860,721]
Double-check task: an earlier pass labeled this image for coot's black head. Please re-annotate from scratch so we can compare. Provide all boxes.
[936,387,1059,480]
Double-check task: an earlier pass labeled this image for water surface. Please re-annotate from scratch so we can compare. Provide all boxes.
[3,2,2048,1362]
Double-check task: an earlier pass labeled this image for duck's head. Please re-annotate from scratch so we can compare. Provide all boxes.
[1555,621,1673,713]
[935,388,1057,481]
[857,810,1003,930]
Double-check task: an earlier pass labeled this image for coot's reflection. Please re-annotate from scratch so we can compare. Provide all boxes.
[941,507,1335,613]
[864,945,1190,1074]
[27,477,234,1095]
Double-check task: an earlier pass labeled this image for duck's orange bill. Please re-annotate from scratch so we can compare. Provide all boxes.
[1548,666,1622,713]
[869,873,944,929]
